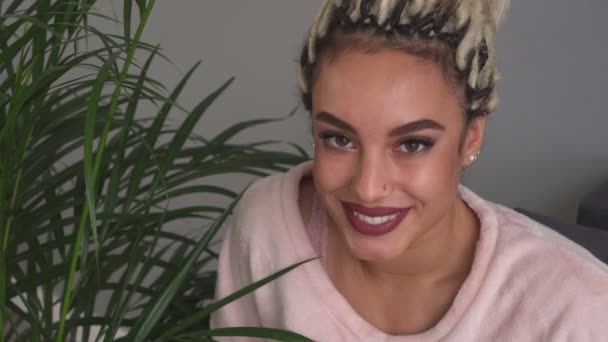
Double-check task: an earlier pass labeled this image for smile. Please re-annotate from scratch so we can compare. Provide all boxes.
[353,211,398,225]
[340,201,410,236]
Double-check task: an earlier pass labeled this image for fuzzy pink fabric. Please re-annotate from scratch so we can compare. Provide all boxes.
[211,162,608,341]
[305,193,327,264]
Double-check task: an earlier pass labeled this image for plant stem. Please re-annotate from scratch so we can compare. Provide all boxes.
[55,2,156,340]
[3,169,23,249]
[55,203,89,341]
[0,166,8,341]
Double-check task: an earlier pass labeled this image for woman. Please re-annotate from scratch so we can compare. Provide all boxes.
[211,0,608,340]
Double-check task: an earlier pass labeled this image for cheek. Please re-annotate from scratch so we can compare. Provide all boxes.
[397,145,463,201]
[312,149,355,193]
[427,149,462,185]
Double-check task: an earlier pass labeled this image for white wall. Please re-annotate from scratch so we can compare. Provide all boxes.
[127,0,607,222]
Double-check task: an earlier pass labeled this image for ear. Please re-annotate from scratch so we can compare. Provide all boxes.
[462,115,487,166]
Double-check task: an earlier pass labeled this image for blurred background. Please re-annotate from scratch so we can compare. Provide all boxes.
[106,0,608,222]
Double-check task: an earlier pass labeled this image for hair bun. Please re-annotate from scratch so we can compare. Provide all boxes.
[300,0,511,116]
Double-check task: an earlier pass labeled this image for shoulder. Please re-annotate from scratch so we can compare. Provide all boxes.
[461,186,608,289]
[546,279,608,338]
[461,186,607,272]
[234,173,284,222]
[461,188,608,334]
[469,190,608,305]
[491,202,608,275]
[229,161,313,251]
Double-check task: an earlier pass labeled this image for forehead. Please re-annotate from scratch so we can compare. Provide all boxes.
[311,49,464,129]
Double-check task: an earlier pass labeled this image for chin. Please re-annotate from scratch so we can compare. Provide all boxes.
[342,228,411,262]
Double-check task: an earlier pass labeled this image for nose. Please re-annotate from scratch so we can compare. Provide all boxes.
[351,149,391,203]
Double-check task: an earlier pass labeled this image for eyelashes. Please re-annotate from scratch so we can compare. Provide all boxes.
[319,132,355,149]
[395,137,435,153]
[318,131,435,154]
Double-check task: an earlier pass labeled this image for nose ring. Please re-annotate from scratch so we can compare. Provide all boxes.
[383,185,389,191]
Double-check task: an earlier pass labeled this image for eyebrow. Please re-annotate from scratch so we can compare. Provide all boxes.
[315,112,357,134]
[388,119,445,137]
[314,111,445,136]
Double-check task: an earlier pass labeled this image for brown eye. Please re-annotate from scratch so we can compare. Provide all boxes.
[319,133,355,150]
[396,139,434,153]
[402,142,423,152]
[335,136,352,148]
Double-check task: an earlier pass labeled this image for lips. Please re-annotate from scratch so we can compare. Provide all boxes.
[340,201,410,236]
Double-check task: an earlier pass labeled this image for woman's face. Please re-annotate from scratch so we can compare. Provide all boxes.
[311,48,485,262]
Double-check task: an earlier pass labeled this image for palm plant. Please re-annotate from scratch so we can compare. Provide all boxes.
[0,0,312,340]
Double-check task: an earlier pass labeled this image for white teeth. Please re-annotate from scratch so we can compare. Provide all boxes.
[353,211,398,225]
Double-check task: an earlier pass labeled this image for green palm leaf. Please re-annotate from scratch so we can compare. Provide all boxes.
[0,0,311,341]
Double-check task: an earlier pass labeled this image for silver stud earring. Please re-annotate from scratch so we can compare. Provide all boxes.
[312,143,316,149]
[469,151,480,163]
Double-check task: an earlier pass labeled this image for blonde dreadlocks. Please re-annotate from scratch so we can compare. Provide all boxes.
[299,0,510,118]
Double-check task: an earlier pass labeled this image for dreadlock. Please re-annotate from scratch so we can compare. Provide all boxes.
[299,0,510,120]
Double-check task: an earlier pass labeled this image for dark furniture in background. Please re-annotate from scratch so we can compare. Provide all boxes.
[516,208,608,264]
[578,181,608,231]
[517,180,608,264]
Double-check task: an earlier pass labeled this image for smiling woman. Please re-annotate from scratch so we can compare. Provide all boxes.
[211,0,608,341]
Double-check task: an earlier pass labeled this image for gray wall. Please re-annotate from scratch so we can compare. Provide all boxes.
[468,0,608,221]
[136,0,607,222]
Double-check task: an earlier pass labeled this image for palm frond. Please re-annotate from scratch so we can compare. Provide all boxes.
[0,0,310,340]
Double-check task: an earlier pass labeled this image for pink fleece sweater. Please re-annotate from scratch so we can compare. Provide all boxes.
[211,162,608,341]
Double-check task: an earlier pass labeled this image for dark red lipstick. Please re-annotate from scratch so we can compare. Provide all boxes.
[340,201,410,236]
